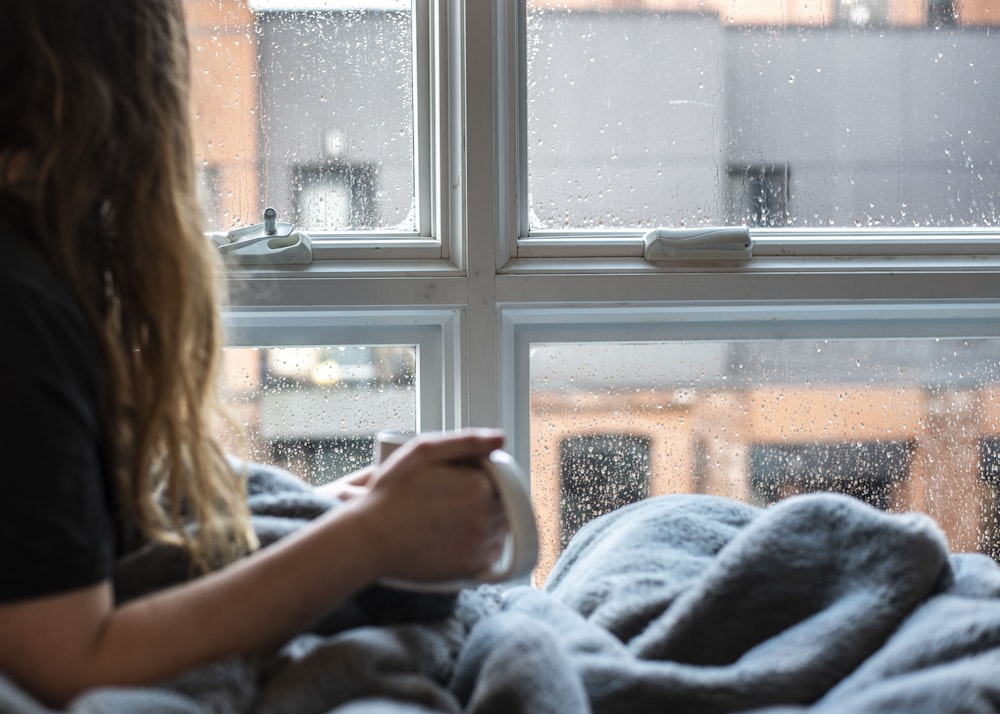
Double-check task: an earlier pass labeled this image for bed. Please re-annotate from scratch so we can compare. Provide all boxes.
[2,461,999,713]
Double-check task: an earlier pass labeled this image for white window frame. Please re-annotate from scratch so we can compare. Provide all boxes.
[224,0,1000,472]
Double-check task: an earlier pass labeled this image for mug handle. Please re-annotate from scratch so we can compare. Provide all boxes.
[379,450,540,593]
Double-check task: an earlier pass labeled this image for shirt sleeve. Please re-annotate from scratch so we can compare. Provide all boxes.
[0,249,117,602]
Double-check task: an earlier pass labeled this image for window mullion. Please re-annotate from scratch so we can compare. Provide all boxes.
[460,0,517,429]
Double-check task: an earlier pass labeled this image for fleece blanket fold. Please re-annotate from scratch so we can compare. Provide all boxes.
[2,461,999,714]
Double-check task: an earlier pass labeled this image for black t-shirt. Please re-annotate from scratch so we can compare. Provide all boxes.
[0,196,120,602]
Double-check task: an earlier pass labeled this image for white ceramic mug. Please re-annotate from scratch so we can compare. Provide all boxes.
[373,431,539,592]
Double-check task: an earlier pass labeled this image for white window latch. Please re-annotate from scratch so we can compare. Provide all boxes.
[643,227,752,263]
[210,208,314,266]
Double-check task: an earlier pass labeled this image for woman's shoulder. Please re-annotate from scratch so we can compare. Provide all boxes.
[0,197,96,355]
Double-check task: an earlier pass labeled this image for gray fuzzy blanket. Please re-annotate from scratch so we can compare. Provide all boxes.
[3,462,1000,714]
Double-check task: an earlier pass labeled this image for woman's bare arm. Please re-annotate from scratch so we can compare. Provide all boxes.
[0,430,506,708]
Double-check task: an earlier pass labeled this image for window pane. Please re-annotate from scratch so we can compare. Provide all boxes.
[529,339,1000,579]
[185,0,415,233]
[525,0,1000,231]
[219,345,417,484]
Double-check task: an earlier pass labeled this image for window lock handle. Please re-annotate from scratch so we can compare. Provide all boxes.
[643,227,752,263]
[210,208,313,266]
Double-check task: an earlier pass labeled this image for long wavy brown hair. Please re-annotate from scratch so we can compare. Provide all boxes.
[0,0,257,571]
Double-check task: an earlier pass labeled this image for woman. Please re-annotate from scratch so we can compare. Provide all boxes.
[0,1,507,707]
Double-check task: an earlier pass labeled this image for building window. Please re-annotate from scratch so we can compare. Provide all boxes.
[726,164,790,228]
[928,0,958,27]
[748,441,913,511]
[978,437,1000,561]
[558,434,651,548]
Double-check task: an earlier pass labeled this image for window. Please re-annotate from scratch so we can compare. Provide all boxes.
[187,0,419,236]
[979,437,1000,560]
[748,441,913,510]
[188,0,1000,582]
[254,4,416,232]
[559,434,651,547]
[726,164,790,228]
[523,0,999,234]
[522,315,1000,575]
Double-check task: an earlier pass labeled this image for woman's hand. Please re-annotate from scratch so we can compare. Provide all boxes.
[359,429,509,584]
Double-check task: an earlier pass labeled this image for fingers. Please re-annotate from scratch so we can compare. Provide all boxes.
[446,489,509,575]
[362,430,512,582]
[332,484,368,503]
[386,429,505,470]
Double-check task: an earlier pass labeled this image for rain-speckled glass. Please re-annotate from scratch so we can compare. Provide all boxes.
[529,339,1000,578]
[525,0,999,231]
[184,0,414,233]
[219,345,417,485]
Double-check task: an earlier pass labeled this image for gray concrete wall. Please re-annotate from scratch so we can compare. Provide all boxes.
[725,25,1000,227]
[525,12,728,228]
